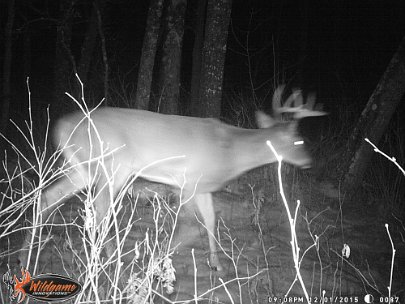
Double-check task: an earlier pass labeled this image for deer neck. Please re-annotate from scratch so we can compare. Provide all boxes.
[231,128,279,173]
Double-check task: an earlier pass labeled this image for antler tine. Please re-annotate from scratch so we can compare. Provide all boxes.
[272,85,327,119]
[272,85,285,116]
[305,92,324,112]
[272,85,303,116]
[283,89,303,108]
[293,91,326,119]
[305,92,316,110]
[274,88,306,116]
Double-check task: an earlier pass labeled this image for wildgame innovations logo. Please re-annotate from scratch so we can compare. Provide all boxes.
[3,267,82,303]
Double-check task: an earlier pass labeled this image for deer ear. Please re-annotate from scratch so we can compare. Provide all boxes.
[255,111,276,128]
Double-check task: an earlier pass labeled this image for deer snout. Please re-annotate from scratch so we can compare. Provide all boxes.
[283,154,312,168]
[285,141,312,168]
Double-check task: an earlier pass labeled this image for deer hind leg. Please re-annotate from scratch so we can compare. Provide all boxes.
[194,193,223,271]
[92,166,132,259]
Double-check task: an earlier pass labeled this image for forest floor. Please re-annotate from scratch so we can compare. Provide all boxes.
[1,169,404,303]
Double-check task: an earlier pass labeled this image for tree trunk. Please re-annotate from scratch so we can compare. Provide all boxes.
[197,0,232,118]
[134,0,164,110]
[157,0,187,115]
[341,36,405,194]
[94,0,109,105]
[78,2,99,86]
[296,0,308,88]
[188,0,207,116]
[54,0,74,112]
[1,0,15,133]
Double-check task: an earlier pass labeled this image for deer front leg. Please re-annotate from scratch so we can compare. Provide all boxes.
[194,193,223,272]
[19,169,87,268]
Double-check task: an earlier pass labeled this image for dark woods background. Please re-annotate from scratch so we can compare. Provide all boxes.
[1,1,404,119]
[1,0,405,299]
[0,0,405,200]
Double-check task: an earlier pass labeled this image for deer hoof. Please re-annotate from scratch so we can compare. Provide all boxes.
[211,264,223,272]
[209,253,223,272]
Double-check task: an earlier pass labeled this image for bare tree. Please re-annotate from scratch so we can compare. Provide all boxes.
[77,2,99,86]
[94,0,109,104]
[134,0,164,110]
[1,0,15,133]
[55,0,106,105]
[296,0,309,87]
[341,36,405,194]
[157,0,187,114]
[196,0,232,118]
[189,0,207,116]
[54,0,74,111]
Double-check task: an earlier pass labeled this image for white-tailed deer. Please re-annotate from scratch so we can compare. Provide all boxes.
[20,86,325,272]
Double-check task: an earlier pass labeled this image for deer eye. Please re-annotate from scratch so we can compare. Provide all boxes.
[294,140,304,146]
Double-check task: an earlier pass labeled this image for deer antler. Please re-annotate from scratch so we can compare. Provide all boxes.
[272,85,326,119]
